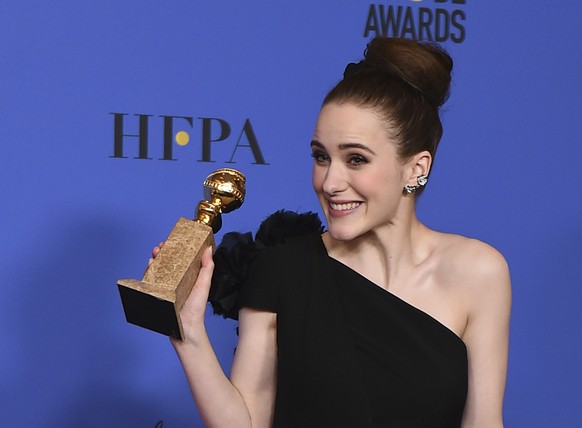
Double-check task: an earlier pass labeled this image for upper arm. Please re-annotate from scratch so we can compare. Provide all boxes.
[230,307,278,428]
[461,244,512,428]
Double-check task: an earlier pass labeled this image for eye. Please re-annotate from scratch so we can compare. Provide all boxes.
[348,154,368,166]
[311,150,330,164]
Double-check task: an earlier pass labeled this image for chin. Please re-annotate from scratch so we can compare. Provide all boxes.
[326,224,364,242]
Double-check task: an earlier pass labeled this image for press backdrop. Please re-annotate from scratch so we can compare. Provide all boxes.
[1,1,581,426]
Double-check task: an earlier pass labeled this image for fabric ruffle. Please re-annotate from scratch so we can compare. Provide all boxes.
[208,210,324,320]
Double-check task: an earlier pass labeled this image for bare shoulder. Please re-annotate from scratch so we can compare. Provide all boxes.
[434,232,509,284]
[430,232,511,312]
[428,235,511,423]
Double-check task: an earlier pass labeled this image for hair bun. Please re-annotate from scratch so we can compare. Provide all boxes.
[362,37,453,108]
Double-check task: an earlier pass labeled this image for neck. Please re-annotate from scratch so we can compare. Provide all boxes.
[324,208,432,289]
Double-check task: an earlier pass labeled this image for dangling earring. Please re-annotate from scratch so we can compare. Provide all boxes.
[404,174,428,194]
[404,184,417,194]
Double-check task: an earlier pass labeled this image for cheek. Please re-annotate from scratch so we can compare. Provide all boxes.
[354,168,386,190]
[312,166,324,191]
[357,166,403,199]
[375,161,404,185]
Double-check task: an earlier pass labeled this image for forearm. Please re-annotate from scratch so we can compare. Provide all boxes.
[461,416,503,428]
[173,331,253,428]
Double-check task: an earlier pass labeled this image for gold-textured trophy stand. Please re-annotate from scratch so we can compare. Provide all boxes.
[117,168,246,340]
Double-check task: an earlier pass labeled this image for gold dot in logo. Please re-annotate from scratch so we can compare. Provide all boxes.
[175,131,190,146]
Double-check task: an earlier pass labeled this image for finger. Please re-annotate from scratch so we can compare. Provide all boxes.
[180,247,215,318]
[151,241,165,258]
[192,246,215,296]
[200,245,214,268]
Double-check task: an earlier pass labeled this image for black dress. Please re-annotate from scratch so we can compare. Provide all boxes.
[238,233,468,428]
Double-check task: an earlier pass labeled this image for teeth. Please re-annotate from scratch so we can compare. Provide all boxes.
[330,202,360,211]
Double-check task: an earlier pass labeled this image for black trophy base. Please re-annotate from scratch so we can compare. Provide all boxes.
[118,284,182,340]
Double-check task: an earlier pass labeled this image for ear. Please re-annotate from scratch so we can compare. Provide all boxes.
[404,151,432,184]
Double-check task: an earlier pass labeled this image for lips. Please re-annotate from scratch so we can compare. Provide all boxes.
[327,201,362,219]
[329,202,361,211]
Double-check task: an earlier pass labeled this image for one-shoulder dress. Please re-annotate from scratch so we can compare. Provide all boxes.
[238,233,468,428]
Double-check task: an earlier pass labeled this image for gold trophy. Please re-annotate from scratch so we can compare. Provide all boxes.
[117,168,246,340]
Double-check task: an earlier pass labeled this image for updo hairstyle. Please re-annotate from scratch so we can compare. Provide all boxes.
[323,37,453,164]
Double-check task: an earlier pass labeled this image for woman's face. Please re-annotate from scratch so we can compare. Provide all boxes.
[311,102,412,241]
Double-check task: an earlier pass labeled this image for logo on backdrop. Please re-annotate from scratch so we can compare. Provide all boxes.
[109,113,268,164]
[364,0,466,44]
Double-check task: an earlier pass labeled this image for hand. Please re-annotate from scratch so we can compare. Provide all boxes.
[171,245,215,346]
[147,242,165,270]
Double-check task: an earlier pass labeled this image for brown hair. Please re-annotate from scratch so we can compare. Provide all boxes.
[323,37,453,164]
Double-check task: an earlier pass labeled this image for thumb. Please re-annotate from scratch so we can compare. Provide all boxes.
[188,245,215,303]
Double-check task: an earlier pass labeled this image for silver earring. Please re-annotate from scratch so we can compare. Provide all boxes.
[403,175,428,194]
[404,184,418,194]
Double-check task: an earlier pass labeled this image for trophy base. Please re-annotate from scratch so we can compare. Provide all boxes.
[117,217,214,340]
[118,281,181,339]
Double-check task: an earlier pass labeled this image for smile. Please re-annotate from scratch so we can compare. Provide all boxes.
[329,202,361,211]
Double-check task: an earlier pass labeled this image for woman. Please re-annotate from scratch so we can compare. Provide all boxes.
[154,37,511,427]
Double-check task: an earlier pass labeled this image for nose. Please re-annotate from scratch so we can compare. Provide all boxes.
[322,162,348,195]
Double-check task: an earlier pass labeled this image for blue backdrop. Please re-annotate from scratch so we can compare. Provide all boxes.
[1,1,581,426]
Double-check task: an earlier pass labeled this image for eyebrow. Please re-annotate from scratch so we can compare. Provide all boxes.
[310,140,377,156]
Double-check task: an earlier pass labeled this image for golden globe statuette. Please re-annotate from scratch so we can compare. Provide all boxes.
[117,168,246,340]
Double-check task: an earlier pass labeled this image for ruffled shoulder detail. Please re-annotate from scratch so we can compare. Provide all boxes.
[208,210,324,320]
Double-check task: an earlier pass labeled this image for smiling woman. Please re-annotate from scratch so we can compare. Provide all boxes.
[166,37,511,428]
[311,103,412,241]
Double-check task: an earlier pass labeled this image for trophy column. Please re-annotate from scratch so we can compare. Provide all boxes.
[117,168,246,340]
